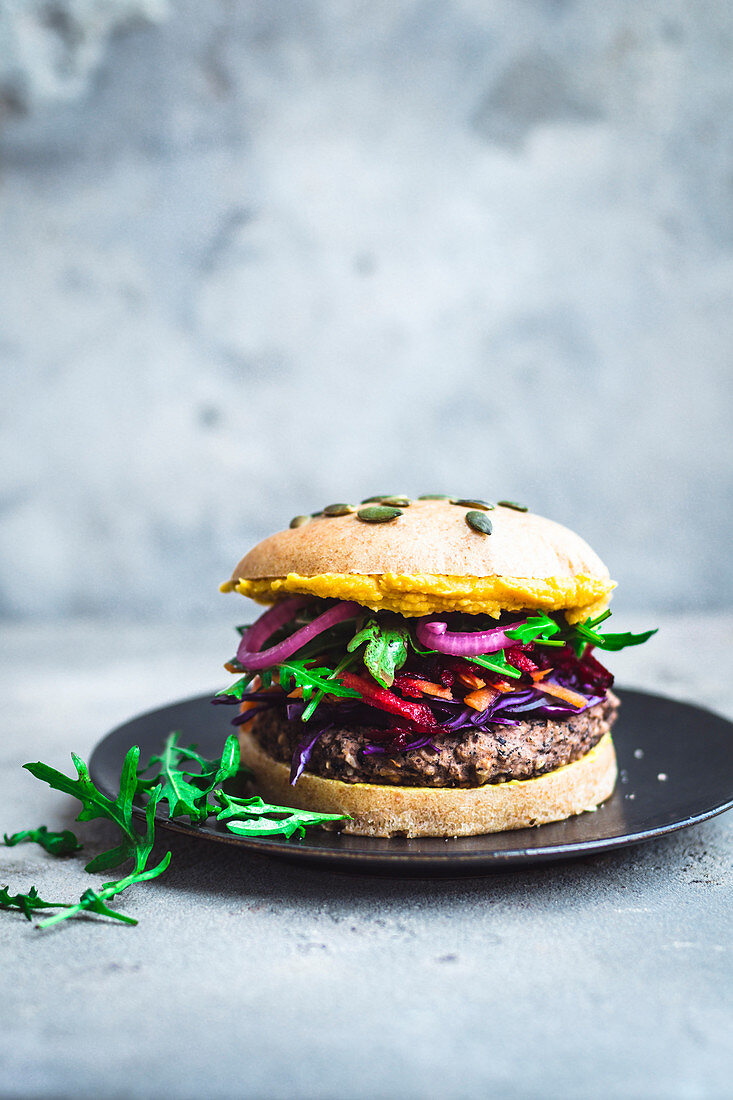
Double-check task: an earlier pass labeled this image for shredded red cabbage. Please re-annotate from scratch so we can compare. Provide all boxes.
[363,733,438,755]
[290,723,332,784]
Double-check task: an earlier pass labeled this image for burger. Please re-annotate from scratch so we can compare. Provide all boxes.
[216,496,655,838]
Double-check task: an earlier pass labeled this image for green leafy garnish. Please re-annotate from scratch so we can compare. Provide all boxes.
[347,617,409,688]
[25,748,155,876]
[553,610,657,657]
[573,623,658,652]
[3,825,82,856]
[300,653,359,721]
[261,659,361,719]
[0,885,70,921]
[213,791,347,840]
[215,673,257,702]
[467,650,522,679]
[137,732,241,823]
[3,730,351,930]
[505,613,561,645]
[20,747,172,927]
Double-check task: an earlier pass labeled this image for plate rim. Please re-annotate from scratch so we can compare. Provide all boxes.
[89,687,733,869]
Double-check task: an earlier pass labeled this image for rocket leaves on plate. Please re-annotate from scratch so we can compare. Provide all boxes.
[2,750,172,929]
[3,825,82,856]
[213,791,348,840]
[20,747,172,927]
[24,747,163,876]
[4,729,350,931]
[136,731,242,824]
[347,617,409,688]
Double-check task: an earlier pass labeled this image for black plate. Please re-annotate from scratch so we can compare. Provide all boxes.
[89,689,733,874]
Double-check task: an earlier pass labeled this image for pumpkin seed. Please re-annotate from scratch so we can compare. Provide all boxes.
[417,494,451,500]
[497,500,528,512]
[323,503,355,516]
[289,515,311,528]
[357,505,403,523]
[360,494,391,503]
[451,498,494,511]
[465,510,493,535]
[379,496,412,507]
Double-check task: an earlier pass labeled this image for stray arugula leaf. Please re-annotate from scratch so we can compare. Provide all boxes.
[213,791,348,840]
[301,652,358,721]
[138,732,241,823]
[505,613,560,645]
[19,747,172,928]
[214,672,258,701]
[347,617,409,688]
[37,789,172,929]
[6,711,354,930]
[556,611,657,656]
[4,825,82,856]
[574,624,658,652]
[24,747,146,875]
[0,885,70,921]
[468,651,522,679]
[257,658,361,724]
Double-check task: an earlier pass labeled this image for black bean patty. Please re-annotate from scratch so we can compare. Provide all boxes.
[249,691,620,788]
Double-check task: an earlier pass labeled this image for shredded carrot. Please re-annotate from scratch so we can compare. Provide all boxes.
[457,671,486,691]
[463,686,499,712]
[239,675,263,714]
[287,687,304,699]
[537,681,588,709]
[491,678,515,693]
[531,668,551,682]
[416,680,453,700]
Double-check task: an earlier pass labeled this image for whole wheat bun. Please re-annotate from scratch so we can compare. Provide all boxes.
[239,728,618,838]
[232,500,608,581]
[224,499,614,619]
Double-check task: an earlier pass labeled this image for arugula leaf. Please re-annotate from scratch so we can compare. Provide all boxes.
[37,789,172,929]
[214,672,258,701]
[276,660,361,701]
[574,624,658,652]
[555,611,657,656]
[254,659,361,725]
[3,825,82,856]
[0,885,70,921]
[468,651,522,679]
[504,613,560,645]
[213,791,348,840]
[17,746,172,929]
[25,748,146,874]
[300,652,358,722]
[138,732,241,823]
[347,617,409,688]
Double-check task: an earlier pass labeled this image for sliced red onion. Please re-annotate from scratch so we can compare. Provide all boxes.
[236,598,360,670]
[416,617,528,656]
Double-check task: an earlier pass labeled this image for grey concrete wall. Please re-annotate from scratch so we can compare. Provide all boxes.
[1,1,731,622]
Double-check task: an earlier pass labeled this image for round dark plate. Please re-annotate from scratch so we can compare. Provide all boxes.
[89,689,733,874]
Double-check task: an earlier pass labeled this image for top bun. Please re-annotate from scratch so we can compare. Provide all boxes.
[223,498,615,621]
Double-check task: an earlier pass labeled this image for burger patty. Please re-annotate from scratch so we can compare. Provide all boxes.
[249,690,620,788]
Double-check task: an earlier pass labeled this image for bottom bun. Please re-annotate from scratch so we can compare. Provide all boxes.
[239,728,618,838]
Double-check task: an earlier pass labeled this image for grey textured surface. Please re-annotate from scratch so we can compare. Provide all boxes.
[0,1,167,117]
[1,1,732,621]
[0,616,731,1099]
